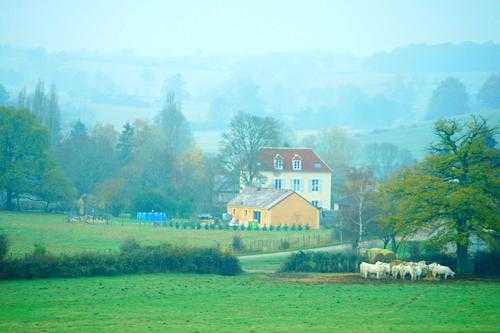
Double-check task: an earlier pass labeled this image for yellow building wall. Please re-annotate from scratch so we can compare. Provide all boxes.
[227,206,270,226]
[269,193,319,229]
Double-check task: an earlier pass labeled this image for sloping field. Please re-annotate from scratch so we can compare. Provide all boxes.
[1,273,499,332]
[0,212,332,256]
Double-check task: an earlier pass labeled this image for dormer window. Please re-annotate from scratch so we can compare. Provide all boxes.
[274,155,283,170]
[292,155,302,171]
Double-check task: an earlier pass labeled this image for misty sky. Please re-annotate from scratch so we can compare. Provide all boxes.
[1,0,499,56]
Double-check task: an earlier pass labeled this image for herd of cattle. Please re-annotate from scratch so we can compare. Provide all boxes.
[360,261,456,280]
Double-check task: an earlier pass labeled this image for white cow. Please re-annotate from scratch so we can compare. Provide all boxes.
[375,261,391,278]
[431,265,455,279]
[360,262,386,279]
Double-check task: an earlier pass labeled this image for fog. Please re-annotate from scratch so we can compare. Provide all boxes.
[1,0,499,155]
[2,0,499,56]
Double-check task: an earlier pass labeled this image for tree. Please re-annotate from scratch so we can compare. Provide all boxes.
[157,91,193,156]
[116,122,135,166]
[477,74,500,109]
[302,128,360,203]
[338,167,378,251]
[17,87,27,109]
[221,112,282,187]
[426,77,469,119]
[362,142,416,180]
[382,116,499,274]
[45,85,61,146]
[31,80,46,121]
[57,121,118,197]
[0,83,9,106]
[34,163,75,211]
[0,107,50,210]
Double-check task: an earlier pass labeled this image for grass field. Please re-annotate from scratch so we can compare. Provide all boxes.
[0,212,333,256]
[1,273,499,332]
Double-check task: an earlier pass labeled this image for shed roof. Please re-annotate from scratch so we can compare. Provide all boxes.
[227,187,294,209]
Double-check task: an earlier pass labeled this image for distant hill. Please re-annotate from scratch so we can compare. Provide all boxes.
[365,42,500,73]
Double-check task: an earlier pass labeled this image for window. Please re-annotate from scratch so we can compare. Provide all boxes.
[311,200,320,207]
[313,162,321,170]
[292,179,302,192]
[273,179,283,190]
[311,179,320,192]
[292,155,302,170]
[253,211,261,223]
[274,155,283,170]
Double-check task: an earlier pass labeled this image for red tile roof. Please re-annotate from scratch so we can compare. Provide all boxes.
[258,147,332,173]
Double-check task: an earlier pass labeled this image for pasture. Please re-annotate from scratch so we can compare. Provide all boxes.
[1,273,499,332]
[0,212,332,256]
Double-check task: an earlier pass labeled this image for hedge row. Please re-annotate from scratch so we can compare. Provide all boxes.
[281,249,500,276]
[280,251,358,273]
[0,238,241,280]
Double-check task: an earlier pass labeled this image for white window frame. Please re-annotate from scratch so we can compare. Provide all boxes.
[311,200,320,208]
[274,155,283,170]
[311,179,320,192]
[292,179,302,192]
[273,178,283,190]
[292,157,302,171]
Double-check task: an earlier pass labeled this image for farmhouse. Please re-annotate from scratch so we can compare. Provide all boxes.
[242,147,332,211]
[227,187,320,229]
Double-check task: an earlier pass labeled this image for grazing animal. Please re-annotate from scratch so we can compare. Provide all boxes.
[431,265,455,279]
[360,262,386,279]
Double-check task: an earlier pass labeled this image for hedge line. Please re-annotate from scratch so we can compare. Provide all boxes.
[280,249,500,276]
[280,251,358,273]
[0,237,242,279]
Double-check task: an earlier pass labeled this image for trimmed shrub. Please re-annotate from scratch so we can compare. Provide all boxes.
[0,234,9,262]
[269,225,275,231]
[231,234,244,251]
[0,238,242,280]
[279,239,290,250]
[280,251,358,273]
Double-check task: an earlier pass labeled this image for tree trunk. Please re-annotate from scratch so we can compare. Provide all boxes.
[456,220,471,275]
[456,242,470,275]
[5,189,14,210]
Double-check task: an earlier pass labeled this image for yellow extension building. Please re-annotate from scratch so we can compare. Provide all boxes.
[227,187,320,229]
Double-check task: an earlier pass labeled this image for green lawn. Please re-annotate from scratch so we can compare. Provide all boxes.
[1,273,499,332]
[0,211,333,256]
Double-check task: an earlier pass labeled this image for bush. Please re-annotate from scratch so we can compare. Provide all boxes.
[262,225,268,231]
[283,225,289,231]
[279,239,290,250]
[0,234,9,262]
[366,248,395,263]
[269,225,275,231]
[0,238,242,280]
[291,224,297,231]
[281,251,358,273]
[473,251,500,276]
[231,234,244,252]
[305,225,310,231]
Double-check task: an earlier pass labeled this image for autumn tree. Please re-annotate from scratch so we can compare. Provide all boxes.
[381,116,499,273]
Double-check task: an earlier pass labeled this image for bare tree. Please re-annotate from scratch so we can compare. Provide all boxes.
[338,167,378,251]
[220,112,282,187]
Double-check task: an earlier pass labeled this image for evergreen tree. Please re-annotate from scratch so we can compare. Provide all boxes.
[116,122,135,166]
[32,80,46,121]
[157,91,193,156]
[17,87,27,109]
[46,85,61,146]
